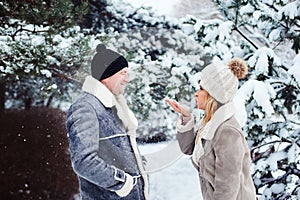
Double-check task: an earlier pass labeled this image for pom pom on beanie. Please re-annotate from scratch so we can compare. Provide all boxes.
[227,58,248,80]
[91,44,128,81]
[96,43,106,53]
[200,58,248,104]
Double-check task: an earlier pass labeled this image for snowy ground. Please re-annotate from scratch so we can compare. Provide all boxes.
[139,142,203,200]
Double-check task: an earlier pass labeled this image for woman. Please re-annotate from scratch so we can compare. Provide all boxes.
[166,58,256,200]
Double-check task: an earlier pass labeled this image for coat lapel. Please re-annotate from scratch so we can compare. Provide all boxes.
[200,102,235,157]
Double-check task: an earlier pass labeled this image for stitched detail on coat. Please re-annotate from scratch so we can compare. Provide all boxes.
[99,133,128,141]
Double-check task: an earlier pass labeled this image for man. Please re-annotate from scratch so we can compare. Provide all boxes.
[66,44,148,199]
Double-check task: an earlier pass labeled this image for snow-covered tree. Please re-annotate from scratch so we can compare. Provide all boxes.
[0,0,90,110]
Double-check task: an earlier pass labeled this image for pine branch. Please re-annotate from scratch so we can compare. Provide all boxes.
[292,185,300,195]
[11,27,48,41]
[234,0,239,27]
[233,25,259,49]
[251,140,291,153]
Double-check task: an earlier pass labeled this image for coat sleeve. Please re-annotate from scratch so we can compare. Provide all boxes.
[212,126,245,200]
[176,115,195,155]
[66,100,134,197]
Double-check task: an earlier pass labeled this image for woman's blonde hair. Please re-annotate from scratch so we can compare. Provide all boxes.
[203,94,219,124]
[196,94,219,144]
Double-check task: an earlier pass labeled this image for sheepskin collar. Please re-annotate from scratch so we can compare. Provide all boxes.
[200,101,235,141]
[82,75,115,108]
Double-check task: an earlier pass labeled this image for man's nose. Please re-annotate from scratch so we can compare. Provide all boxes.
[124,74,129,83]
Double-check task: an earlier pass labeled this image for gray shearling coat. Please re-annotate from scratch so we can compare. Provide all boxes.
[177,102,256,200]
[66,76,148,200]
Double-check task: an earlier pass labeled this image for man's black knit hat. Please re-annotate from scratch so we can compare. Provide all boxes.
[91,44,128,80]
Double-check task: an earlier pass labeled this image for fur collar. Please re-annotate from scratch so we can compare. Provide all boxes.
[200,101,235,141]
[82,75,114,108]
[192,102,235,164]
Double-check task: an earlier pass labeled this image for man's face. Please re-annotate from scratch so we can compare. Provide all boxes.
[101,67,129,96]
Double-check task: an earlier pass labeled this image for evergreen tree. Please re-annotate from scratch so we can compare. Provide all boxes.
[0,0,90,110]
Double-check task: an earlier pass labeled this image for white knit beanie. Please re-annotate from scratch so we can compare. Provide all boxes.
[200,58,248,104]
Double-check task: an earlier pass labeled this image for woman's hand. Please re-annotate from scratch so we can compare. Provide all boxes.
[165,98,191,117]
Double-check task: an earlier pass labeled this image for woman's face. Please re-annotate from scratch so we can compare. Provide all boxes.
[195,85,209,110]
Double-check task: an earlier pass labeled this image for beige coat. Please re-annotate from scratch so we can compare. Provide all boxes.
[177,102,256,200]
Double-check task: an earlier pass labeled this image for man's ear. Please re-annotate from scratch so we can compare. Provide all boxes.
[100,78,112,90]
[100,79,108,85]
